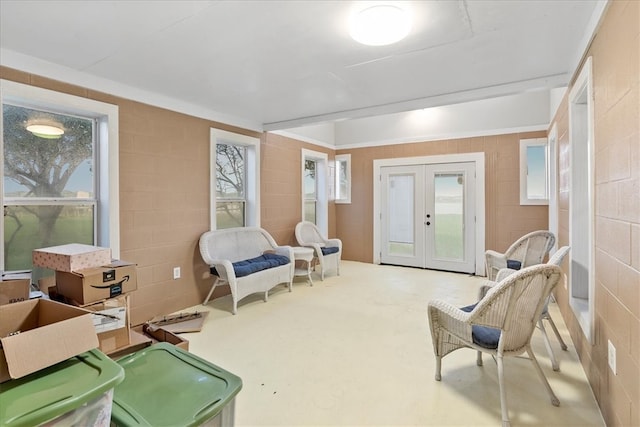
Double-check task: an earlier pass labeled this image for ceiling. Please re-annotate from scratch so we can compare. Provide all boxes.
[0,1,605,132]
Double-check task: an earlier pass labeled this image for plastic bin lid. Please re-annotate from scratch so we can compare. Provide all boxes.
[0,349,125,427]
[111,342,243,427]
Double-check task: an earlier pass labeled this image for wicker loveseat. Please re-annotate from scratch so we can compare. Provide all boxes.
[199,227,294,314]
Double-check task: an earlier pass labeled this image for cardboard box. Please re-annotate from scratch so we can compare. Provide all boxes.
[106,329,153,359]
[0,271,31,306]
[0,299,98,382]
[142,324,189,351]
[55,260,137,305]
[84,295,131,354]
[33,243,111,272]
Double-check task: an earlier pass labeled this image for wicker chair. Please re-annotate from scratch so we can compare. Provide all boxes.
[428,264,562,427]
[294,221,342,281]
[480,246,571,371]
[485,230,556,281]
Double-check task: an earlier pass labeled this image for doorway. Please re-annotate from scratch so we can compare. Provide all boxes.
[373,153,485,275]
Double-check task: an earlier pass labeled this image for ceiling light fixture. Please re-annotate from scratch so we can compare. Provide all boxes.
[26,122,64,139]
[350,3,412,46]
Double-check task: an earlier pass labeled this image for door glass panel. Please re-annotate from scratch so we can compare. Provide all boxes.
[388,174,414,256]
[434,173,464,260]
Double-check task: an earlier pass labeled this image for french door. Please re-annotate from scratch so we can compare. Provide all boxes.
[380,162,476,273]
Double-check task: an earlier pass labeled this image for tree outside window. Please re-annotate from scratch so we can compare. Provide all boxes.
[216,143,246,229]
[304,159,317,224]
[3,103,96,271]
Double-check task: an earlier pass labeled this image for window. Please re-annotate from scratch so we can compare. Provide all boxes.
[335,154,351,204]
[304,159,317,223]
[568,56,595,344]
[1,80,119,279]
[216,144,247,228]
[301,149,328,234]
[519,138,548,205]
[210,129,259,230]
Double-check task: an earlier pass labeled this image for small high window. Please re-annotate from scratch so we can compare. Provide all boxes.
[335,154,351,204]
[519,138,548,205]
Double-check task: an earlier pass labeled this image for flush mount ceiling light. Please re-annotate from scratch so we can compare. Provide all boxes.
[26,121,64,139]
[350,3,412,46]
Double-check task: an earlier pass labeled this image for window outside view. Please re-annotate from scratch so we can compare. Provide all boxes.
[304,159,317,223]
[215,144,246,229]
[3,103,95,271]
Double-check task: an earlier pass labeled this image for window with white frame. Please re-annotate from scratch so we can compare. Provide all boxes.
[519,138,548,205]
[1,80,119,280]
[335,154,351,204]
[304,159,317,224]
[301,149,328,234]
[210,129,259,230]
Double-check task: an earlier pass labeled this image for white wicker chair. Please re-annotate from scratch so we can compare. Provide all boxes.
[480,246,571,371]
[485,230,555,281]
[294,221,342,281]
[428,264,562,427]
[199,227,294,314]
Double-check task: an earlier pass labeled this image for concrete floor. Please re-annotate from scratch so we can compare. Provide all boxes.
[183,261,604,426]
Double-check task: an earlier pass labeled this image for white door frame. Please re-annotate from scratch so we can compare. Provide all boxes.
[373,152,486,276]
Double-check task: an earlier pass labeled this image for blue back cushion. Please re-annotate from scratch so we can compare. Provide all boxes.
[460,303,501,349]
[506,259,522,270]
[321,246,339,256]
[211,253,290,278]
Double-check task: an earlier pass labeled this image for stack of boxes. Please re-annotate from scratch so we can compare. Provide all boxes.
[32,243,138,355]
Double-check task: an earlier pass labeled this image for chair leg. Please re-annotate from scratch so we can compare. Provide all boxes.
[476,351,483,366]
[526,346,560,407]
[435,356,442,381]
[496,355,511,427]
[203,278,220,305]
[539,319,560,371]
[545,314,568,351]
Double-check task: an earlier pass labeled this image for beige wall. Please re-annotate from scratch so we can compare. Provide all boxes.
[336,131,549,263]
[551,1,639,426]
[0,66,322,325]
[261,132,336,246]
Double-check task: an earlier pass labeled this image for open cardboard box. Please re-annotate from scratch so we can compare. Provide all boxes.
[83,295,131,354]
[0,299,98,383]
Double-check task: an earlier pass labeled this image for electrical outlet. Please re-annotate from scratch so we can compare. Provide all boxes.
[608,340,616,375]
[173,267,181,280]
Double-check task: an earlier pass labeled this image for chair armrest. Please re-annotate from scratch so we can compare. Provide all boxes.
[428,299,473,341]
[325,238,342,250]
[496,268,518,282]
[300,242,324,256]
[274,245,294,261]
[485,250,507,280]
[209,259,236,282]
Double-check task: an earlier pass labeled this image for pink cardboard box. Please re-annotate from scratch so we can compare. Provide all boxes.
[32,244,112,273]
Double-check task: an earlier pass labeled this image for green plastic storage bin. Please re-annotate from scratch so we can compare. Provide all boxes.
[111,342,242,427]
[0,349,125,427]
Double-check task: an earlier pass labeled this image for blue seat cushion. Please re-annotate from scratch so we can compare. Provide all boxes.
[460,303,501,349]
[506,259,522,270]
[211,253,290,278]
[321,246,339,256]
